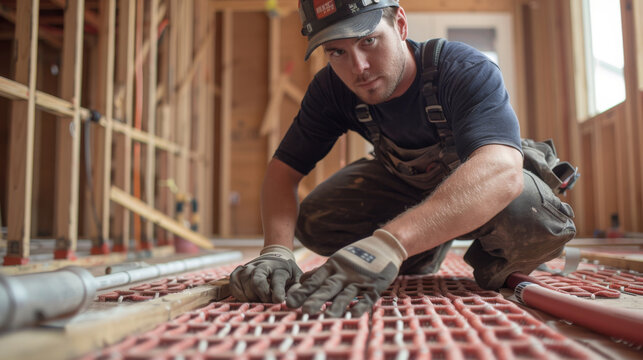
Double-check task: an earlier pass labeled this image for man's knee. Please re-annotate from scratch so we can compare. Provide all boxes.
[464,170,576,289]
[295,202,362,256]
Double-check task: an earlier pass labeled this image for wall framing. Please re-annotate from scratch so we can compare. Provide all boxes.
[0,0,216,266]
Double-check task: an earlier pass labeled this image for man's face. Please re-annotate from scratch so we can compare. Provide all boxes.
[322,14,409,105]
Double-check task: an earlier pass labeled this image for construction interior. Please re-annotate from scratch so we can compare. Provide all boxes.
[0,0,642,359]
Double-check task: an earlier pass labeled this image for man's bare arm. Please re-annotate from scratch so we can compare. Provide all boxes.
[261,158,305,249]
[383,144,524,256]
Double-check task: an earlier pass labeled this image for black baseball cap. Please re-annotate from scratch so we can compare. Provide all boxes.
[299,0,400,60]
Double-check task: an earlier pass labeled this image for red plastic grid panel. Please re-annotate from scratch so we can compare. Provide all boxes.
[532,260,643,297]
[441,252,641,298]
[82,258,600,360]
[96,252,640,303]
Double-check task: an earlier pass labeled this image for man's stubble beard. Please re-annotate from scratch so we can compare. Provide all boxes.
[360,41,407,105]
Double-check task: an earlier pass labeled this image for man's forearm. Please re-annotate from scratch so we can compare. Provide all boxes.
[261,158,304,249]
[383,144,524,256]
[261,189,299,249]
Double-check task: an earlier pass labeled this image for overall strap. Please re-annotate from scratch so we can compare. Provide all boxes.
[354,39,454,159]
[421,38,454,147]
[355,103,380,145]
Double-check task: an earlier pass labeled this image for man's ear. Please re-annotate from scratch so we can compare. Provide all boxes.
[395,7,408,41]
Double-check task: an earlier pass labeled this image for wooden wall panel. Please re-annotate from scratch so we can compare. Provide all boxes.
[601,121,619,231]
[229,12,269,235]
[33,48,58,236]
[516,0,642,235]
[580,132,595,233]
[0,40,9,232]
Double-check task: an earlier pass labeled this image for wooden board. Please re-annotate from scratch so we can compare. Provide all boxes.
[5,0,40,261]
[110,186,213,249]
[0,279,231,360]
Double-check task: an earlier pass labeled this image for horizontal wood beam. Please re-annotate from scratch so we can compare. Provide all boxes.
[209,0,515,13]
[110,186,214,249]
[0,3,62,48]
[210,0,297,13]
[0,75,183,154]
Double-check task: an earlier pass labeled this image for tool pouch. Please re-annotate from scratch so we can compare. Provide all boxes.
[521,138,579,195]
[377,135,460,192]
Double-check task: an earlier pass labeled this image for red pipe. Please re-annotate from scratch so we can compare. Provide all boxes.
[507,273,643,345]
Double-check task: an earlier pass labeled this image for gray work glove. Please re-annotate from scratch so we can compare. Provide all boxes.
[230,245,303,303]
[286,229,408,317]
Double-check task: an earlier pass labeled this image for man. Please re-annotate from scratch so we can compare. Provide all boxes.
[230,0,576,318]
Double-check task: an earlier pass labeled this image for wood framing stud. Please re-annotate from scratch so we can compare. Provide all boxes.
[4,0,40,265]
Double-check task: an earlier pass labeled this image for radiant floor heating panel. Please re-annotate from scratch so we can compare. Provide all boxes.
[82,253,640,359]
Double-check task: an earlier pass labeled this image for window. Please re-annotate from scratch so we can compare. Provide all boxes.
[582,0,626,116]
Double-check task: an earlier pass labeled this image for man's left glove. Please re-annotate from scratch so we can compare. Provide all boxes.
[286,229,408,317]
[230,245,303,303]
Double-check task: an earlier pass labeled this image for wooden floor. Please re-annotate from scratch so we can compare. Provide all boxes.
[0,238,641,360]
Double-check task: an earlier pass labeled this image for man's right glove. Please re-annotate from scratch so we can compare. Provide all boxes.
[286,229,408,317]
[230,245,303,303]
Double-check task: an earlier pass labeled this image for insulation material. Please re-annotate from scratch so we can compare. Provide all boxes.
[82,254,606,360]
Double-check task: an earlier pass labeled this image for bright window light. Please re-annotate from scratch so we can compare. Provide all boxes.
[583,0,626,116]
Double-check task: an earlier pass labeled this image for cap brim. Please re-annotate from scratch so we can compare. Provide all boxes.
[304,9,383,61]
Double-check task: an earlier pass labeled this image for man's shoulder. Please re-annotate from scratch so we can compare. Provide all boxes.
[441,40,491,64]
[409,38,493,73]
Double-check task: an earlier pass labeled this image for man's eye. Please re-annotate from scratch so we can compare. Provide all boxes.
[363,37,376,45]
[330,49,345,57]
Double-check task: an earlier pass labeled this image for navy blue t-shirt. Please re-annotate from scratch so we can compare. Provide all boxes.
[275,39,521,175]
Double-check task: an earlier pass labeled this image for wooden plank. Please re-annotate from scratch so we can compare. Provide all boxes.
[100,0,117,247]
[110,186,213,249]
[54,0,83,259]
[180,1,193,208]
[111,0,131,248]
[85,0,109,251]
[202,3,217,236]
[636,1,643,231]
[145,0,159,244]
[132,0,144,250]
[0,246,175,276]
[66,0,86,258]
[50,56,74,251]
[219,10,233,237]
[54,0,85,258]
[620,0,640,231]
[194,0,212,236]
[166,0,180,239]
[4,0,39,264]
[0,279,229,360]
[0,3,61,48]
[565,249,643,273]
[211,0,297,13]
[210,0,514,12]
[155,3,171,245]
[401,0,514,12]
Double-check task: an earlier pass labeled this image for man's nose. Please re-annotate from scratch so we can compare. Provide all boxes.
[350,51,369,74]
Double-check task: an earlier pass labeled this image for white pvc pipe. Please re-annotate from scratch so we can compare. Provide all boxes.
[96,251,242,290]
[0,250,242,331]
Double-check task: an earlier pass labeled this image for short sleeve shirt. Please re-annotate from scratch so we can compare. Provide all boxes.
[274,39,522,175]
